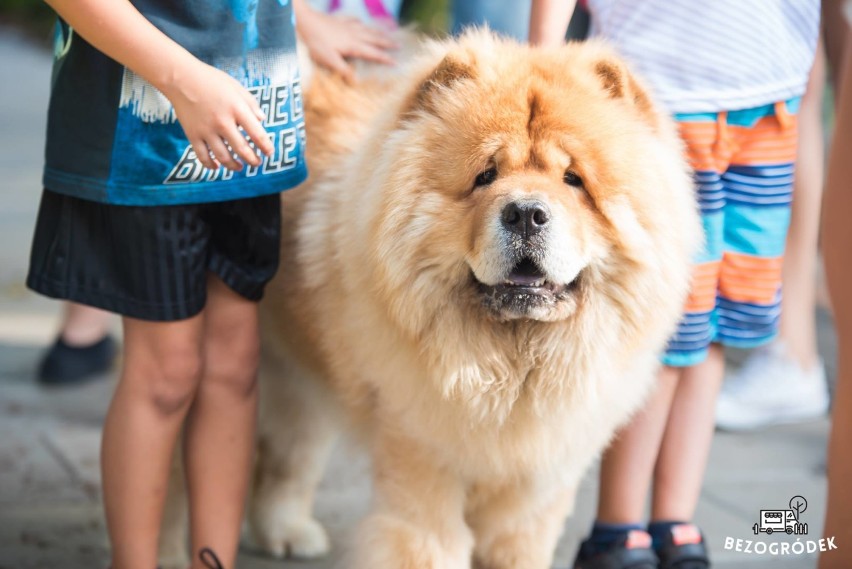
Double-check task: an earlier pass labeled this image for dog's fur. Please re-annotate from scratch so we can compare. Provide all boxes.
[161,31,701,569]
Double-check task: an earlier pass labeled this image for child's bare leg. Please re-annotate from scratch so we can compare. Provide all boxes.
[185,276,261,568]
[822,373,852,569]
[652,344,724,520]
[781,46,825,369]
[596,366,680,523]
[819,39,852,569]
[59,302,113,345]
[102,315,205,569]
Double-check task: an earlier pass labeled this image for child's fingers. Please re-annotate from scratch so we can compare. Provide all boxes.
[237,107,273,157]
[359,27,399,50]
[324,51,355,84]
[206,135,243,172]
[239,88,265,122]
[348,43,396,66]
[223,123,262,166]
[189,137,217,171]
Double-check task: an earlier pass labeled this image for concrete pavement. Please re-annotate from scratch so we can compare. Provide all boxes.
[0,27,836,569]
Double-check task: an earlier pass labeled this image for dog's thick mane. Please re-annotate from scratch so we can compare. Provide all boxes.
[294,30,695,431]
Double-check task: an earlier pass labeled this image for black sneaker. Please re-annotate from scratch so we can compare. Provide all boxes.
[38,335,117,385]
[656,524,710,569]
[573,529,659,569]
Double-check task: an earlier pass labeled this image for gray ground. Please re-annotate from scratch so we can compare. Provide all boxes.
[0,28,836,569]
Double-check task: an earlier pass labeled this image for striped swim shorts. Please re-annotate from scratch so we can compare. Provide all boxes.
[663,98,800,367]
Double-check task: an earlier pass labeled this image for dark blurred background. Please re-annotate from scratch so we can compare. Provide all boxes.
[0,0,55,39]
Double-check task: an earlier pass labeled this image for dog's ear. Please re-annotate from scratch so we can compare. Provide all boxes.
[594,57,657,125]
[403,53,475,118]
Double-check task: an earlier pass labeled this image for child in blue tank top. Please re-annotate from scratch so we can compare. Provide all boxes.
[27,1,395,567]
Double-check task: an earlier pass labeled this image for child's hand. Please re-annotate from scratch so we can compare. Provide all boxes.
[162,61,273,172]
[42,0,273,173]
[295,1,398,84]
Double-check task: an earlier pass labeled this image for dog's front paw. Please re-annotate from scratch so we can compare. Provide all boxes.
[247,513,330,559]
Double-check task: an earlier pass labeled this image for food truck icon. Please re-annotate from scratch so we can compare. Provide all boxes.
[753,496,809,535]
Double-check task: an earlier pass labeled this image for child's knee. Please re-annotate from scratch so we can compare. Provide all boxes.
[146,349,204,416]
[205,336,260,398]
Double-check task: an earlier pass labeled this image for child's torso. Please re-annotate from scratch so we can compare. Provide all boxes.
[587,0,820,113]
[43,0,307,206]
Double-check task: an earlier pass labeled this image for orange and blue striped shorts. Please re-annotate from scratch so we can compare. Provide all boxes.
[663,98,799,367]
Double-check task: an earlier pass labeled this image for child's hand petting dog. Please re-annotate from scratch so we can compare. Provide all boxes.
[294,0,398,84]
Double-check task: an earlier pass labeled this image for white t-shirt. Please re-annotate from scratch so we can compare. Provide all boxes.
[587,0,820,113]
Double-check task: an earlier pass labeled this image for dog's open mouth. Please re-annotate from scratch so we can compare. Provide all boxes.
[502,257,553,289]
[477,257,576,296]
[474,257,582,320]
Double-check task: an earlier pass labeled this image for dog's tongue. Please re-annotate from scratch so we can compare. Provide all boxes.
[507,258,545,285]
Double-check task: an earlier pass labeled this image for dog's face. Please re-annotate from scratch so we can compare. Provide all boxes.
[463,135,607,322]
[370,33,694,330]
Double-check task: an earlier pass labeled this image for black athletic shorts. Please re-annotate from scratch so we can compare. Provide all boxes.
[27,190,281,321]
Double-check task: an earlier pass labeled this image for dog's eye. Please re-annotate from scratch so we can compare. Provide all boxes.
[474,167,498,188]
[563,170,583,188]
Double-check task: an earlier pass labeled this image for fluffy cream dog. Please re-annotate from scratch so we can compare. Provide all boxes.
[162,30,701,569]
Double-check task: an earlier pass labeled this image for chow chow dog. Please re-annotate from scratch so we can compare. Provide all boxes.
[161,30,701,569]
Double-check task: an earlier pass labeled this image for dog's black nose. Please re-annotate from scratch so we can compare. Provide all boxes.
[501,200,551,237]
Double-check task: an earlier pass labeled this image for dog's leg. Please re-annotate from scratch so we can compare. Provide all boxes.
[349,433,473,569]
[158,446,190,569]
[467,476,577,569]
[247,358,338,559]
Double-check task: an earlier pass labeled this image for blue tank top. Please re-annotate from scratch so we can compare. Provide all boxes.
[43,0,307,205]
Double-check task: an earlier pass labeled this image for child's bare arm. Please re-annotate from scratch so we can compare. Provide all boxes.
[293,0,397,84]
[45,0,273,171]
[529,0,578,46]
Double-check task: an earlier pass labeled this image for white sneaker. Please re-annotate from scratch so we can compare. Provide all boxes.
[716,341,830,431]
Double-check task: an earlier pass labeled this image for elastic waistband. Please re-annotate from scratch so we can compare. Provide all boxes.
[674,96,802,127]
